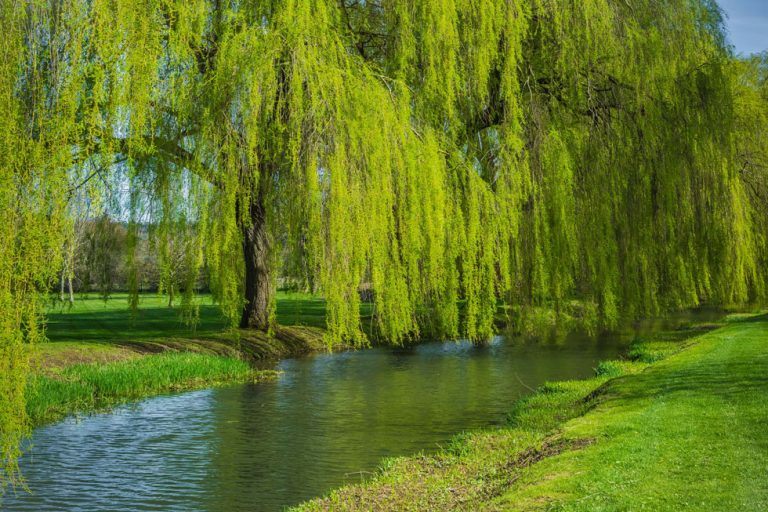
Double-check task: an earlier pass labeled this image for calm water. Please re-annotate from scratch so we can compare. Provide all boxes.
[5,314,719,511]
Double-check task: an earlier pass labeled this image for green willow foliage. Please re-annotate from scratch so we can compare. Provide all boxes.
[0,2,74,489]
[1,0,767,489]
[735,53,768,288]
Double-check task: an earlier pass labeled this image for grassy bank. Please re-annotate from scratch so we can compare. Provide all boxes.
[294,314,768,511]
[30,292,334,426]
[28,353,275,425]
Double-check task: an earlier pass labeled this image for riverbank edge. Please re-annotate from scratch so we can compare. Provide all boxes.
[28,324,334,427]
[26,310,746,429]
[32,307,516,427]
[291,313,760,511]
[30,304,525,428]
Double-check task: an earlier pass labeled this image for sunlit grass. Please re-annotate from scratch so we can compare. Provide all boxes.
[28,292,335,426]
[43,291,330,343]
[28,352,273,425]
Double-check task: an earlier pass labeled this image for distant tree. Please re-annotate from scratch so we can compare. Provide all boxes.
[59,233,80,305]
[81,216,128,300]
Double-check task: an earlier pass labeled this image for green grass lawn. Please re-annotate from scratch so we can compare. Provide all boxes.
[44,291,329,342]
[492,315,768,511]
[295,315,768,511]
[36,291,339,368]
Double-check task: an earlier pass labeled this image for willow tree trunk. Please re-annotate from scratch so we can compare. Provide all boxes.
[239,187,273,331]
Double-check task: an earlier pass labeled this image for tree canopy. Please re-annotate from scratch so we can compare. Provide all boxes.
[2,0,767,491]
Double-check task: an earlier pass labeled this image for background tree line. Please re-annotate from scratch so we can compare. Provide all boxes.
[56,217,209,305]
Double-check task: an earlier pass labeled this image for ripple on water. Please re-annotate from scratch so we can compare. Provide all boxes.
[6,329,650,512]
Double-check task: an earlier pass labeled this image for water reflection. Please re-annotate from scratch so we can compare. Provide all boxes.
[8,315,716,511]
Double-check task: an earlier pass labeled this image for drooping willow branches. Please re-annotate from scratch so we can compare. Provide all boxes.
[0,1,73,489]
[1,0,767,491]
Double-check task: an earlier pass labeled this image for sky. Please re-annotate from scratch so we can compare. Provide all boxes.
[717,0,768,55]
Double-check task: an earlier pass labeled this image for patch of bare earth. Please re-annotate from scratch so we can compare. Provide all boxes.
[35,346,141,373]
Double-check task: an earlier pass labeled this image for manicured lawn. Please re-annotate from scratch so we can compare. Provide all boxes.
[35,292,335,369]
[44,291,329,343]
[492,315,768,511]
[295,315,768,511]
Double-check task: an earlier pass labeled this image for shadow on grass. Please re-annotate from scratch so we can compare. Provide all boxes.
[607,321,768,406]
[45,296,332,344]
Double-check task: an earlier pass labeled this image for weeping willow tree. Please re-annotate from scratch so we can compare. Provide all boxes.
[32,0,757,343]
[511,1,759,326]
[338,0,765,331]
[2,0,768,490]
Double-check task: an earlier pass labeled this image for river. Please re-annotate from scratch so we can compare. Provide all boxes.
[5,313,718,511]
